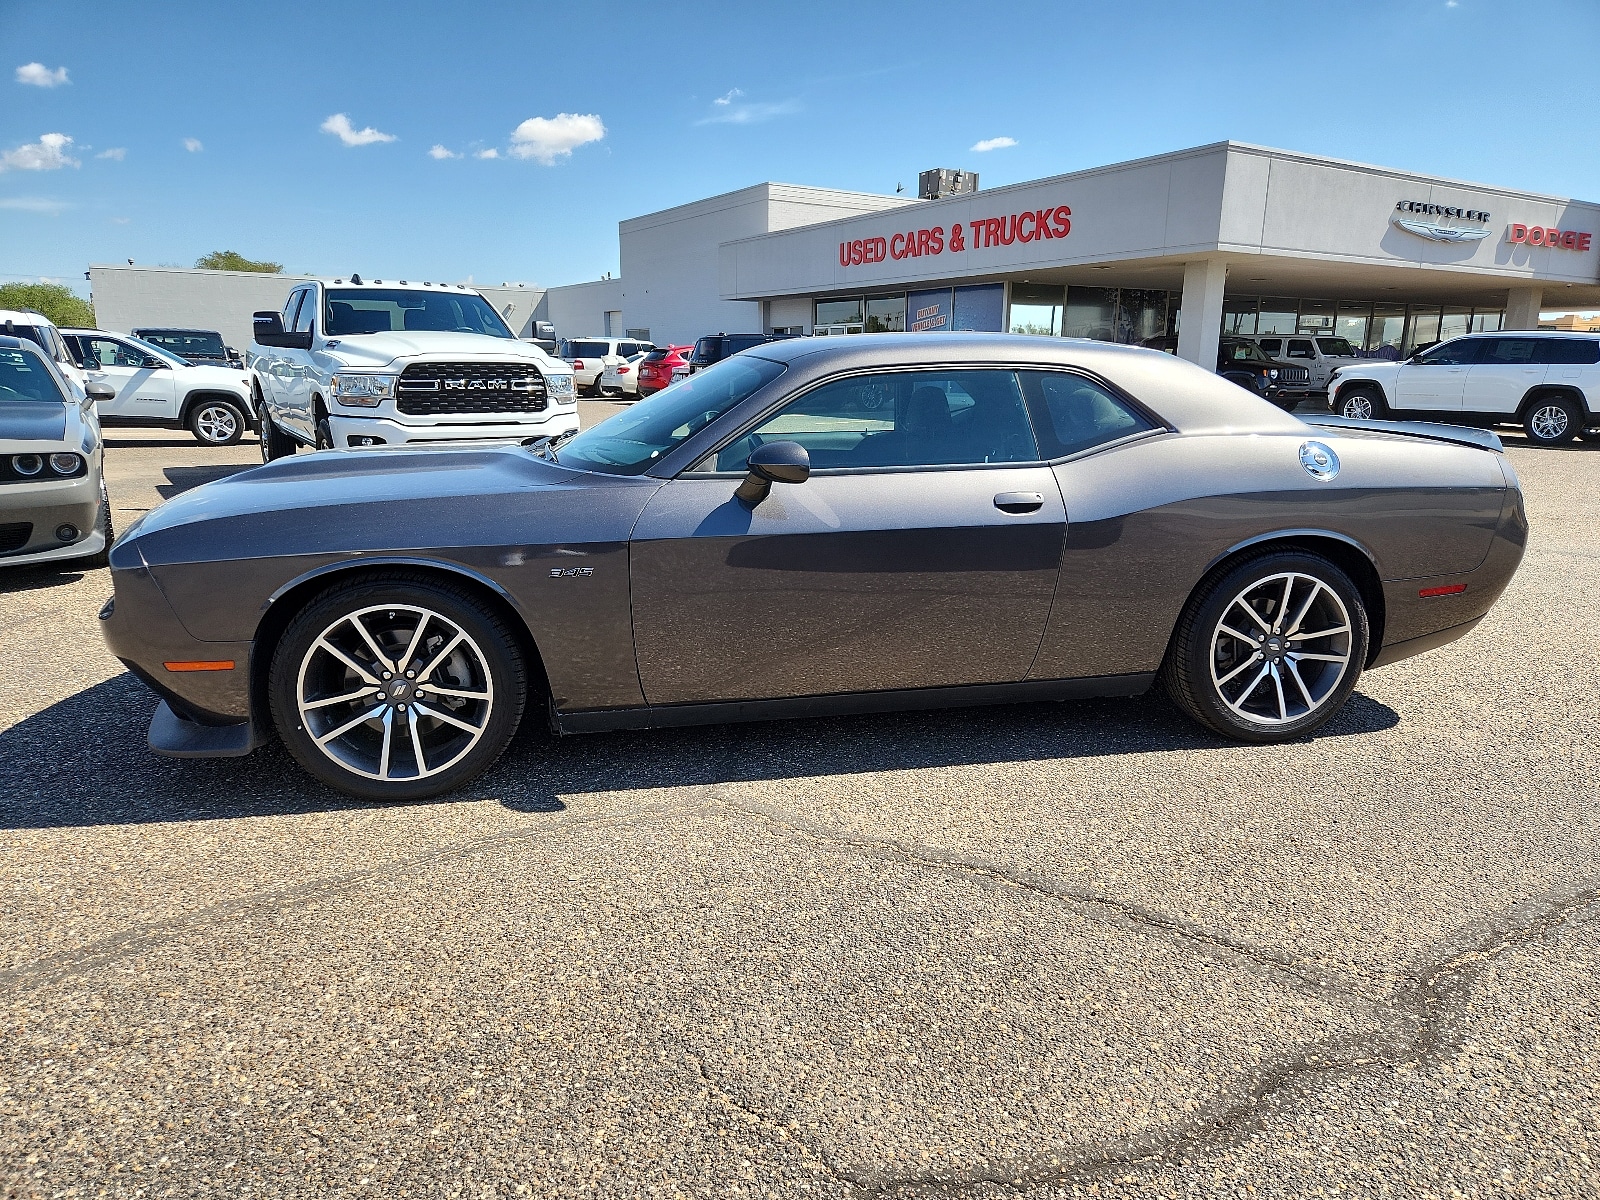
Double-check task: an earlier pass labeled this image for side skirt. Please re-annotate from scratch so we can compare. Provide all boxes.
[553,673,1155,735]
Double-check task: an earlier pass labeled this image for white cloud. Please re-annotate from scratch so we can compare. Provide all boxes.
[183,137,203,152]
[321,113,397,147]
[970,136,1018,152]
[0,132,80,172]
[476,148,500,159]
[96,147,126,160]
[508,113,605,164]
[111,216,130,224]
[713,88,744,106]
[696,98,800,126]
[15,62,69,87]
[428,144,459,159]
[0,196,72,214]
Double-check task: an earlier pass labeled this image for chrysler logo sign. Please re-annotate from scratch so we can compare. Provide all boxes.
[1391,200,1492,243]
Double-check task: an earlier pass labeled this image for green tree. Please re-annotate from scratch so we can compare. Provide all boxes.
[0,282,95,328]
[195,250,282,273]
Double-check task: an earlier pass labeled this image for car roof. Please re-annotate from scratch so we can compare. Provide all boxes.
[1455,329,1599,339]
[0,309,57,326]
[134,326,220,334]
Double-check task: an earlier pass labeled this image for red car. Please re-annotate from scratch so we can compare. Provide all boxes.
[634,345,692,397]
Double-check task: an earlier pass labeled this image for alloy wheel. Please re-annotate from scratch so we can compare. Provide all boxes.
[1340,393,1374,420]
[1529,404,1570,441]
[295,604,495,783]
[196,404,240,444]
[1209,571,1353,726]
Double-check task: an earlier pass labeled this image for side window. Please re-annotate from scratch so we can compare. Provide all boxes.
[292,287,319,334]
[1286,339,1315,358]
[1477,338,1537,366]
[1019,371,1157,459]
[617,341,638,357]
[109,339,148,368]
[1258,339,1281,355]
[282,289,304,328]
[713,369,1038,472]
[1537,338,1600,366]
[83,337,128,367]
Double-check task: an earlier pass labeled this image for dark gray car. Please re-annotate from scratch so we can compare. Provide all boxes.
[100,333,1527,801]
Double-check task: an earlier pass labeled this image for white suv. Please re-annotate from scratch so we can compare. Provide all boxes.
[61,328,255,446]
[1328,331,1600,447]
[559,337,650,397]
[250,279,577,456]
[1254,334,1363,393]
[2,310,87,393]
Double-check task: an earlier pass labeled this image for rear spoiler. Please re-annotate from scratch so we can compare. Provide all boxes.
[1300,413,1504,452]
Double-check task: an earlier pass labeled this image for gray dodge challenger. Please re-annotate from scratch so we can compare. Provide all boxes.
[100,334,1527,801]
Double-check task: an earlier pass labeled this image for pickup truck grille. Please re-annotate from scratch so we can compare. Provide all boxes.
[396,362,548,416]
[1278,365,1311,385]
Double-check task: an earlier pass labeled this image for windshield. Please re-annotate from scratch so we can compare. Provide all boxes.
[324,289,513,338]
[0,347,66,404]
[124,336,188,366]
[141,330,227,359]
[1316,337,1357,356]
[553,355,787,476]
[1222,339,1272,364]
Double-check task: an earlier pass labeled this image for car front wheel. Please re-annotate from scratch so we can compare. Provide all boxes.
[189,398,246,446]
[1336,385,1387,421]
[268,576,527,800]
[260,407,296,462]
[1524,397,1580,446]
[1162,551,1370,742]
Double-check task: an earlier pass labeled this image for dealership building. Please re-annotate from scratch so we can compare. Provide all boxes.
[90,142,1600,372]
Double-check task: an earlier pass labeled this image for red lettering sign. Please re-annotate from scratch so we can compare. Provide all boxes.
[1507,223,1593,251]
[836,204,1072,267]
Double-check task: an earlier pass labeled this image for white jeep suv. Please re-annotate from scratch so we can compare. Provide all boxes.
[251,279,577,457]
[1254,334,1363,393]
[1328,331,1600,447]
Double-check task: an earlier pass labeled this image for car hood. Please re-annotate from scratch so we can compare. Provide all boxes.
[318,332,562,370]
[0,400,69,446]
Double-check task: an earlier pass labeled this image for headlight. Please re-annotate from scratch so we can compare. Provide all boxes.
[12,454,43,476]
[1268,368,1279,380]
[49,453,82,475]
[330,373,397,407]
[546,373,576,404]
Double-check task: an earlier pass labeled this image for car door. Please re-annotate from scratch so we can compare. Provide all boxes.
[628,367,1067,706]
[81,336,175,419]
[1392,337,1481,411]
[1462,336,1549,417]
[282,286,319,438]
[259,288,303,426]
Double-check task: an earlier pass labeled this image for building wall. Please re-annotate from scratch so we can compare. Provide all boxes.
[621,184,915,345]
[539,278,623,340]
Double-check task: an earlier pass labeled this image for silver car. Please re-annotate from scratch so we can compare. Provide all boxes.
[0,335,113,571]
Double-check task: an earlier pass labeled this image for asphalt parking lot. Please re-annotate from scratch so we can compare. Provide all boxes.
[2,413,1597,1198]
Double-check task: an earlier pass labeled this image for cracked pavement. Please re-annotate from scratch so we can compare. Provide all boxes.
[1,427,1597,1197]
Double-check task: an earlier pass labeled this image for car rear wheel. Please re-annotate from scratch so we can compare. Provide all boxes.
[1524,396,1580,446]
[1337,385,1387,421]
[189,398,246,446]
[260,407,296,462]
[268,576,527,801]
[1161,550,1370,742]
[69,479,113,570]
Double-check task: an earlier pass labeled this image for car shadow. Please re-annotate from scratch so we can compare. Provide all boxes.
[155,463,256,499]
[0,565,92,594]
[0,670,1399,830]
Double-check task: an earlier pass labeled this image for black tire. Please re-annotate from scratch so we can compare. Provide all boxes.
[1523,395,1581,446]
[68,479,113,570]
[268,575,528,801]
[1580,428,1600,444]
[1161,550,1370,742]
[314,404,335,450]
[188,397,247,446]
[260,406,296,462]
[1335,384,1388,421]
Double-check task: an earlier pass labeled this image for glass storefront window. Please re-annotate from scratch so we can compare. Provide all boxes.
[865,295,906,333]
[1222,297,1258,335]
[1009,282,1064,336]
[954,284,1005,332]
[1336,302,1370,351]
[1297,299,1336,333]
[1405,307,1441,354]
[1439,310,1471,342]
[1063,286,1117,341]
[1370,304,1405,357]
[1472,310,1503,333]
[815,298,864,332]
[1258,299,1298,336]
[1116,289,1168,345]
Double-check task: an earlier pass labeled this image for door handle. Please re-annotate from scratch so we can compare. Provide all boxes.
[993,491,1044,514]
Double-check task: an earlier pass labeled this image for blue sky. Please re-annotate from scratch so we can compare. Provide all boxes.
[4,0,1598,299]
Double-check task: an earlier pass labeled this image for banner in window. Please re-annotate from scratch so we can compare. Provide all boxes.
[907,288,952,333]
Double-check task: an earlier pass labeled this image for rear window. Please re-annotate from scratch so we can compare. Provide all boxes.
[562,340,611,358]
[691,337,718,362]
[641,349,668,363]
[139,330,226,359]
[0,347,65,404]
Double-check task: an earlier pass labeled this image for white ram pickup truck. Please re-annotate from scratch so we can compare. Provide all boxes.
[250,278,577,459]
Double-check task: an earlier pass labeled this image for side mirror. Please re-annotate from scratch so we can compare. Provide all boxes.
[143,357,167,370]
[735,440,811,506]
[85,381,115,401]
[253,310,313,350]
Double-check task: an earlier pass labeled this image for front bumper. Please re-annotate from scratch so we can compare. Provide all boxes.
[327,409,579,449]
[0,472,103,566]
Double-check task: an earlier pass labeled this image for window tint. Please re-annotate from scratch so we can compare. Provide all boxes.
[616,341,638,357]
[641,349,667,363]
[1537,338,1600,366]
[1316,337,1357,356]
[1286,339,1315,358]
[691,337,718,362]
[1475,338,1537,366]
[1257,339,1282,354]
[1020,371,1156,458]
[1415,338,1482,366]
[562,340,611,358]
[0,348,66,403]
[714,369,1037,472]
[140,331,226,359]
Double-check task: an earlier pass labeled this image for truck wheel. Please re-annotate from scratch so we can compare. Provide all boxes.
[189,398,246,446]
[1336,385,1387,421]
[1524,397,1580,446]
[314,403,335,450]
[260,408,296,462]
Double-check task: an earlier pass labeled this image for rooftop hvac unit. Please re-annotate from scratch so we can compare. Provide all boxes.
[918,168,979,200]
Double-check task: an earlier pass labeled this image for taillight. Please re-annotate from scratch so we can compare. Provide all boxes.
[619,366,630,374]
[571,359,585,369]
